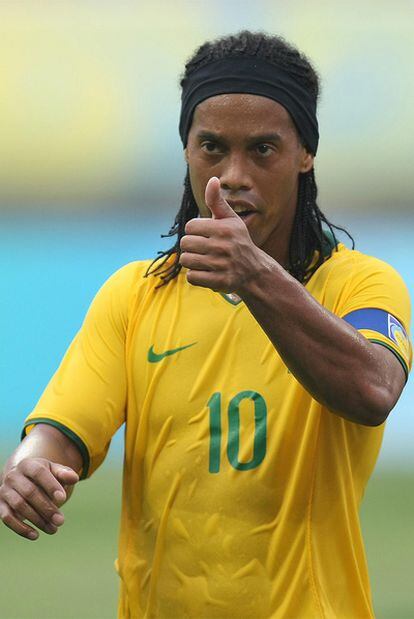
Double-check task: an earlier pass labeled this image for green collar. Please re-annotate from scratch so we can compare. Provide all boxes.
[219,292,243,306]
[321,229,338,258]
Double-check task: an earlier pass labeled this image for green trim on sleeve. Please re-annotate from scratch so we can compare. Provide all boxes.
[368,338,409,381]
[21,418,90,480]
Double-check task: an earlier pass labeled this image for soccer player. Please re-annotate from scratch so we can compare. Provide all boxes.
[0,31,412,618]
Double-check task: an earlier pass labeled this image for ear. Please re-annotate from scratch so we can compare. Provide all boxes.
[183,148,188,164]
[299,150,314,173]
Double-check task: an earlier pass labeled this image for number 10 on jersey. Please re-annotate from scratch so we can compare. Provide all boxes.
[207,390,267,473]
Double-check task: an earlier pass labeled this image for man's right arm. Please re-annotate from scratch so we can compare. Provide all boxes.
[0,424,82,540]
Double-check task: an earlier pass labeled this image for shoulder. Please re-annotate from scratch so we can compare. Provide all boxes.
[308,244,411,319]
[101,258,163,296]
[311,243,408,291]
[85,260,156,321]
[80,258,177,337]
[105,259,153,285]
[102,255,183,307]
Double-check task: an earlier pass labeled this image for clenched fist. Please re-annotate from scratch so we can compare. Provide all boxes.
[179,176,267,293]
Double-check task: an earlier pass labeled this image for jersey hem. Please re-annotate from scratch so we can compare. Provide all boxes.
[21,418,90,479]
[368,338,409,380]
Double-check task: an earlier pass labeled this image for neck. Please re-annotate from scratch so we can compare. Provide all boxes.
[260,198,297,269]
[261,236,291,269]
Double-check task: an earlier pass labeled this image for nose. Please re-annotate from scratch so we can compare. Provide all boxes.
[219,152,251,193]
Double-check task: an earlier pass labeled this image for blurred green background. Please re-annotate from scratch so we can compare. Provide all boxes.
[1,1,413,617]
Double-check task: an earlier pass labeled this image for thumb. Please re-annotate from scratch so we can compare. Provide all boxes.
[50,462,79,486]
[205,177,239,220]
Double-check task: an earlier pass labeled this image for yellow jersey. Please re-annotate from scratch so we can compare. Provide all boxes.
[23,243,412,619]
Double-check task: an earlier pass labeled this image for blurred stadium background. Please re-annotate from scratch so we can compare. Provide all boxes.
[0,1,413,617]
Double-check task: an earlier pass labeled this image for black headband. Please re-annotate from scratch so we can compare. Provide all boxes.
[179,55,319,155]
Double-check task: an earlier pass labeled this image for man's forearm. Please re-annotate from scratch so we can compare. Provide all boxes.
[2,424,83,480]
[239,258,401,425]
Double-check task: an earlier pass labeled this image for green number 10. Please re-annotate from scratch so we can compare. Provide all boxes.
[207,390,267,473]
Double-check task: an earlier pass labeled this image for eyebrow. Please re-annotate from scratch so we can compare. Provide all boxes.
[196,131,225,143]
[196,130,282,145]
[249,132,282,144]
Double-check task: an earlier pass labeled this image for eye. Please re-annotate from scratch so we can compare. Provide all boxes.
[201,141,222,154]
[255,144,274,156]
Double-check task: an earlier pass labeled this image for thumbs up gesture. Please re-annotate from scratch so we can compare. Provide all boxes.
[179,177,262,293]
[204,176,241,220]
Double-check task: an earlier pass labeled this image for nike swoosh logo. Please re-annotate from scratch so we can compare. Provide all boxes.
[147,342,197,363]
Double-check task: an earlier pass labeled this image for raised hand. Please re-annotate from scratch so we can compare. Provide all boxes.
[0,457,79,540]
[179,177,262,293]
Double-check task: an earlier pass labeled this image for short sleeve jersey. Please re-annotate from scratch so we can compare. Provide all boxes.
[23,243,412,619]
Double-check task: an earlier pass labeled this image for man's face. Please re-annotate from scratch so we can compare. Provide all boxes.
[185,94,313,262]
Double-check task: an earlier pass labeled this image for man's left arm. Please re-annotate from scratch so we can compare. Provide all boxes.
[239,261,405,426]
[179,177,407,426]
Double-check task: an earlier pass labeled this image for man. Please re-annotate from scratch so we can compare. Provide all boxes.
[0,31,411,618]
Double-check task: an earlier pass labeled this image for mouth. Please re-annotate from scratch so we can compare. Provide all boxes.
[237,211,256,224]
[226,200,258,222]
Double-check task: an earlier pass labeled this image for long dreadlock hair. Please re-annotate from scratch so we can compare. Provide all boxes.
[146,30,354,286]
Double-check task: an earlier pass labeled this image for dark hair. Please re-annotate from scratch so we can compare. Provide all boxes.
[146,30,354,286]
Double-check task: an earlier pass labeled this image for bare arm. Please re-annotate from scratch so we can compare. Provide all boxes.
[239,259,406,426]
[0,424,82,540]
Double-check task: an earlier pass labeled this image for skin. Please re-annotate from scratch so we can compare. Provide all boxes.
[0,93,406,542]
[179,93,406,425]
[0,425,81,540]
[185,94,313,267]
